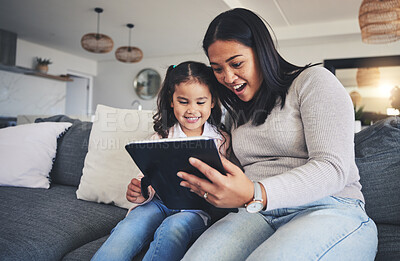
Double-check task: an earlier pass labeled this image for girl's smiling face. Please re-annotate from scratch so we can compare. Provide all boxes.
[208,40,263,102]
[171,80,214,137]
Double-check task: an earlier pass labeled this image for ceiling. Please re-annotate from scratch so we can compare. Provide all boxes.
[0,0,364,62]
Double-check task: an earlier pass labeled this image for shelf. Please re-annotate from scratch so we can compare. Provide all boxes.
[25,71,73,81]
[0,63,73,82]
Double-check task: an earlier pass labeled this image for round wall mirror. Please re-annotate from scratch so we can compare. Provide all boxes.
[133,68,161,100]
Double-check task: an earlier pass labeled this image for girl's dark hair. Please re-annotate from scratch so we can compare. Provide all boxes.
[203,8,317,127]
[153,61,225,139]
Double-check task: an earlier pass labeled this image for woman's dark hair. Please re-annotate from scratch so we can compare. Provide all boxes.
[203,8,316,127]
[153,61,225,138]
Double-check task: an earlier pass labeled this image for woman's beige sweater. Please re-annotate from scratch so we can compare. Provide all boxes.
[232,67,363,211]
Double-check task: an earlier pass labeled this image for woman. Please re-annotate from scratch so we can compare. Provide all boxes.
[176,8,378,260]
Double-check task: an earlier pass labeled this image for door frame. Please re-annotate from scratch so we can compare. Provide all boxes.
[66,70,94,115]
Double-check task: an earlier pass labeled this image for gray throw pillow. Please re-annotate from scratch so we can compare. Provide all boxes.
[35,115,92,187]
[355,116,400,225]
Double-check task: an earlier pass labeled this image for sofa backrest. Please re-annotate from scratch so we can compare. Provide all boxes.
[37,114,400,226]
[355,116,400,225]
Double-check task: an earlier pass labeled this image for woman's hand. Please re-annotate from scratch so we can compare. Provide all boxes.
[126,178,147,204]
[178,157,254,208]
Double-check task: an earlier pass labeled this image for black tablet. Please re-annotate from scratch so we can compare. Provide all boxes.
[125,137,225,210]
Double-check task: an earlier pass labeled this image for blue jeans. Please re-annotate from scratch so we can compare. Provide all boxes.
[92,199,208,261]
[183,196,378,261]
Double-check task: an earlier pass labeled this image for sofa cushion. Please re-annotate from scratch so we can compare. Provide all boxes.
[35,115,92,187]
[62,236,108,261]
[0,122,72,189]
[375,224,400,261]
[0,184,126,261]
[355,116,400,225]
[62,236,146,261]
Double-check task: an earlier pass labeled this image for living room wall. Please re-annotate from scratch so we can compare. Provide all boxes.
[94,53,209,113]
[279,35,400,66]
[15,39,97,76]
[0,39,97,117]
[93,35,400,112]
[2,35,399,118]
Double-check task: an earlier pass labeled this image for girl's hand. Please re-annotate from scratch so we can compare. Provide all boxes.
[178,157,254,208]
[126,178,147,204]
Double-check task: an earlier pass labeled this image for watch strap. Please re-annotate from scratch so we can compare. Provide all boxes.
[253,182,262,202]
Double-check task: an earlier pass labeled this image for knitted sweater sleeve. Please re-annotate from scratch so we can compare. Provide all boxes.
[261,67,357,210]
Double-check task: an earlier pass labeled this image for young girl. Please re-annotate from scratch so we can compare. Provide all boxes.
[92,61,230,261]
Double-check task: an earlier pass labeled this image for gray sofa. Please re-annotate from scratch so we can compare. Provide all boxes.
[0,115,399,260]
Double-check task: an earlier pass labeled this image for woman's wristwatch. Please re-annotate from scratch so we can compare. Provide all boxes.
[245,182,264,213]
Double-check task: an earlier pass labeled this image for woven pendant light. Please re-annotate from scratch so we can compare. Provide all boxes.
[356,67,381,87]
[81,7,114,53]
[358,0,400,44]
[350,91,362,108]
[115,24,143,63]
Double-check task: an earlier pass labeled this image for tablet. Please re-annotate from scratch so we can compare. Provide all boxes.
[125,137,225,210]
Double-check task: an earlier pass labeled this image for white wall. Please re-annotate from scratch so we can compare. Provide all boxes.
[2,35,400,117]
[0,70,66,117]
[16,39,97,76]
[0,39,97,117]
[93,36,400,111]
[278,35,400,66]
[94,53,209,112]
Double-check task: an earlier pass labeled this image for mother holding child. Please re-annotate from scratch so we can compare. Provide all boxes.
[103,8,378,261]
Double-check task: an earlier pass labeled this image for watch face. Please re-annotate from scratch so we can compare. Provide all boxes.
[246,202,263,213]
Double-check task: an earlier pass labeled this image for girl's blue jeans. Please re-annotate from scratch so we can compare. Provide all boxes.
[91,198,208,261]
[183,196,378,261]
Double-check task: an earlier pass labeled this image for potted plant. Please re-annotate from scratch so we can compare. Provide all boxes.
[35,57,52,73]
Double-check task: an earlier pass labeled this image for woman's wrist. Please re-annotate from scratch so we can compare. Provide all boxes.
[243,181,254,207]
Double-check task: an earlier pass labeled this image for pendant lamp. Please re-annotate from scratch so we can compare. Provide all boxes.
[356,67,381,87]
[358,0,400,44]
[350,91,362,108]
[81,7,114,53]
[115,24,143,63]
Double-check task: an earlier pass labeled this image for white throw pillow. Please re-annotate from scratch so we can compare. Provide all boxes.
[0,122,72,189]
[76,104,154,209]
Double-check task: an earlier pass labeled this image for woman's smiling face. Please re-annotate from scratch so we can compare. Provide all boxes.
[208,40,263,102]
